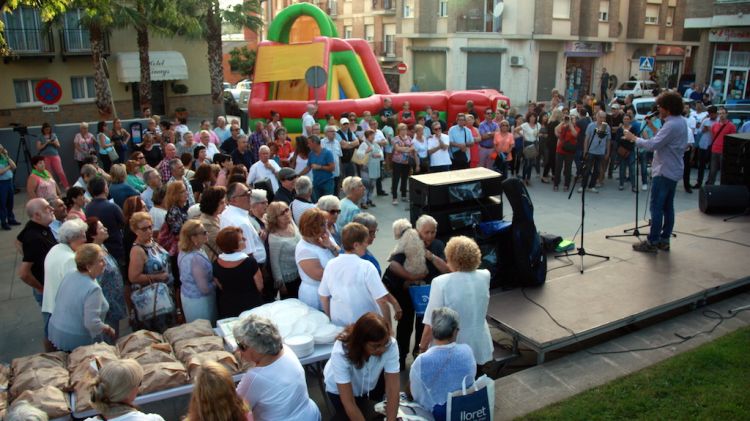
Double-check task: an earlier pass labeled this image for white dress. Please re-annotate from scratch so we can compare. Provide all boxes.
[295,239,335,310]
[422,270,493,364]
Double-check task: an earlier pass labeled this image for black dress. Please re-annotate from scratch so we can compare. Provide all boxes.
[213,256,264,319]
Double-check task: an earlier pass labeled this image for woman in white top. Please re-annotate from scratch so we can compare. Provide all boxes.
[323,313,400,421]
[266,201,302,299]
[319,223,401,327]
[359,129,383,208]
[419,236,493,366]
[426,123,452,172]
[234,315,321,421]
[412,123,429,174]
[295,208,339,310]
[86,359,165,421]
[515,113,541,186]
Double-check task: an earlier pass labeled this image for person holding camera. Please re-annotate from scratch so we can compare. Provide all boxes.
[623,91,688,253]
[578,111,611,193]
[0,145,19,230]
[553,114,579,192]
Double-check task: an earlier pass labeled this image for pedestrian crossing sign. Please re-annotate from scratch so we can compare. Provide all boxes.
[639,56,654,72]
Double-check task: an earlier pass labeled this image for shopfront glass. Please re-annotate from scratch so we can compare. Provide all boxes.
[711,43,750,102]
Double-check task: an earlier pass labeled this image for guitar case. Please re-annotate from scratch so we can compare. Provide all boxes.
[501,178,547,287]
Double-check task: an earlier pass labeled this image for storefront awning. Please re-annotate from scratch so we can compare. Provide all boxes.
[114,51,188,83]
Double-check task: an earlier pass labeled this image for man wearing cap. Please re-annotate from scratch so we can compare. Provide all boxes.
[337,117,360,179]
[274,168,297,205]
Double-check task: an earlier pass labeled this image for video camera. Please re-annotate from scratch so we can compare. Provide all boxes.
[10,123,28,136]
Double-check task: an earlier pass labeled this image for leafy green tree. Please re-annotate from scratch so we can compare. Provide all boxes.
[0,0,71,54]
[228,45,256,80]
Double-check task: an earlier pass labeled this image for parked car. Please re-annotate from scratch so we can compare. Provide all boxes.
[226,79,252,102]
[631,97,695,123]
[223,82,233,90]
[223,90,241,117]
[615,80,659,99]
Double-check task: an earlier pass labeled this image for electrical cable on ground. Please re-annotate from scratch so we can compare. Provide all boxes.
[672,230,750,248]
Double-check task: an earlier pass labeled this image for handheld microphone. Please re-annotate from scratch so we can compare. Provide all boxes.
[644,110,659,120]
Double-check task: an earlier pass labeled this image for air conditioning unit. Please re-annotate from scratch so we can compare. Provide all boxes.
[510,56,524,67]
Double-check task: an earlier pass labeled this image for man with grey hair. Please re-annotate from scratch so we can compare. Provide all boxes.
[233,314,321,420]
[248,145,281,191]
[140,168,162,210]
[157,142,177,181]
[579,110,611,193]
[167,158,195,206]
[352,212,381,275]
[302,103,317,137]
[220,182,266,264]
[48,196,68,241]
[410,307,476,417]
[290,175,316,226]
[73,163,98,201]
[321,125,343,195]
[231,134,254,169]
[42,218,88,340]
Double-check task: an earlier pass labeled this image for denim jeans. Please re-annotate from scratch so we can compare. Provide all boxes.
[618,151,636,188]
[313,179,334,201]
[581,154,603,189]
[0,179,16,225]
[522,156,537,180]
[648,175,677,245]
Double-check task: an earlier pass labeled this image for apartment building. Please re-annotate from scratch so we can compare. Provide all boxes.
[1,7,211,127]
[685,0,750,103]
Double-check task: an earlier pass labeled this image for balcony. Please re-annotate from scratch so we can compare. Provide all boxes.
[371,39,399,61]
[372,0,396,15]
[60,28,110,60]
[2,29,55,63]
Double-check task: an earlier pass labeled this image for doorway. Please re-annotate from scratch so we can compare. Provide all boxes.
[537,52,557,101]
[131,81,166,117]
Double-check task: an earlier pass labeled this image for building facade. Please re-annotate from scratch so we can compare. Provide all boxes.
[685,0,750,103]
[1,6,211,127]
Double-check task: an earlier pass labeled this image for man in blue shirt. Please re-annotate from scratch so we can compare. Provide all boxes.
[300,136,335,200]
[448,114,473,170]
[624,91,687,253]
[478,109,499,169]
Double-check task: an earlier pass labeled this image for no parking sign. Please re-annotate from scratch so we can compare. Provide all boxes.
[34,79,63,105]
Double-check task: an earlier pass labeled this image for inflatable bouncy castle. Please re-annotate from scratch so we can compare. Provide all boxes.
[249,3,510,133]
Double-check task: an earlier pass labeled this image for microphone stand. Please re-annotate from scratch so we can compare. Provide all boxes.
[555,125,610,274]
[606,130,649,239]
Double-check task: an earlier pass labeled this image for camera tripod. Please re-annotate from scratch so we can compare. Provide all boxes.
[555,144,610,273]
[13,128,34,190]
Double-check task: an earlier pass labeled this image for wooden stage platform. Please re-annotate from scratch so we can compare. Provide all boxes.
[486,209,750,364]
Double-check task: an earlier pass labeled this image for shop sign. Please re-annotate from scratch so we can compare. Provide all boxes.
[564,42,603,57]
[709,28,750,43]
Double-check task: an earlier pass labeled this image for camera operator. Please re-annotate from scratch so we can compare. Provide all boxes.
[579,111,611,194]
[0,145,20,230]
[553,114,579,192]
[623,91,688,253]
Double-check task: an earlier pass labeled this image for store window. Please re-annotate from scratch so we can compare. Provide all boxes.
[413,51,446,91]
[13,79,43,105]
[71,76,96,101]
[711,43,750,102]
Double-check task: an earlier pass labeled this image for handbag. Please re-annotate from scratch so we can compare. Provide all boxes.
[107,147,119,161]
[352,143,370,166]
[130,282,175,322]
[523,143,539,159]
[408,284,431,317]
[446,375,495,421]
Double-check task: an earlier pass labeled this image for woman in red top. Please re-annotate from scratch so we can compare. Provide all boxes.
[553,116,579,191]
[272,127,293,167]
[398,101,417,127]
[467,114,481,168]
[707,107,737,185]
[493,120,514,178]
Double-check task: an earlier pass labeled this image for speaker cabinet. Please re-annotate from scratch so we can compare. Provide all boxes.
[409,167,504,208]
[411,195,503,236]
[721,133,750,188]
[699,185,750,214]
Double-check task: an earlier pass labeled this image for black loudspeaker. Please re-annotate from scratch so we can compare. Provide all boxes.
[699,185,750,214]
[410,195,503,236]
[409,167,503,208]
[721,133,750,188]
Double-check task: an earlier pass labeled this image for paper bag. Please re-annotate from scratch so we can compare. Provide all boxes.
[69,359,100,413]
[139,362,188,394]
[186,351,240,379]
[12,385,71,418]
[9,366,69,399]
[126,343,179,365]
[11,351,67,375]
[68,343,119,372]
[446,375,494,421]
[174,336,224,363]
[117,330,165,355]
[164,319,214,345]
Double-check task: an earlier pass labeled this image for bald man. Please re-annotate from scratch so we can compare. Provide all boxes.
[248,145,281,191]
[157,142,177,181]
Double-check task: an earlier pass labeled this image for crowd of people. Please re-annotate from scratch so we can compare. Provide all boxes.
[6,85,739,419]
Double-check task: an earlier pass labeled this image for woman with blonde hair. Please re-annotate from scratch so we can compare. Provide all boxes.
[86,359,165,421]
[295,208,339,310]
[337,176,365,229]
[418,236,493,368]
[266,201,301,299]
[178,219,216,324]
[186,361,251,421]
[109,163,140,208]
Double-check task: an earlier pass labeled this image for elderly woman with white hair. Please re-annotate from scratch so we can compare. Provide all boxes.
[48,244,115,351]
[73,121,96,169]
[316,194,342,246]
[248,144,282,191]
[42,218,89,339]
[290,175,316,226]
[86,359,165,421]
[6,400,48,421]
[419,236,493,367]
[234,315,321,421]
[352,212,381,274]
[409,307,476,421]
[336,176,366,231]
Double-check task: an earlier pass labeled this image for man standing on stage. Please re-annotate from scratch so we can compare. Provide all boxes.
[623,91,687,253]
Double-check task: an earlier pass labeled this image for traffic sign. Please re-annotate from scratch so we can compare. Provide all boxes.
[639,56,654,72]
[397,62,408,75]
[34,79,63,105]
[305,66,328,89]
[42,105,60,113]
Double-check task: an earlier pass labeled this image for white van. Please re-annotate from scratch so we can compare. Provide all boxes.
[614,80,659,99]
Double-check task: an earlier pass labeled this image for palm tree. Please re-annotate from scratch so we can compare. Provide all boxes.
[73,0,116,118]
[112,0,197,115]
[199,0,263,119]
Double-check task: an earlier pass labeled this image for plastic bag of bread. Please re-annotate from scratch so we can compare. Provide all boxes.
[186,351,240,379]
[139,362,188,394]
[116,330,164,355]
[12,385,71,418]
[164,319,214,345]
[9,366,69,399]
[125,343,179,365]
[68,343,119,372]
[174,336,224,362]
[0,364,9,390]
[11,351,67,375]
